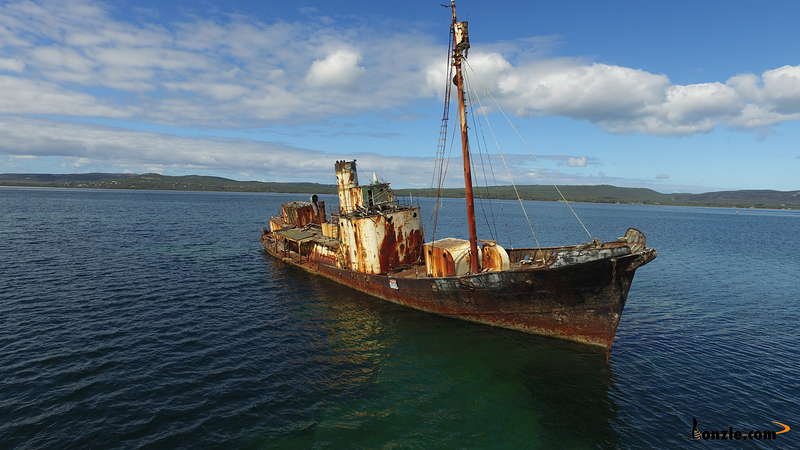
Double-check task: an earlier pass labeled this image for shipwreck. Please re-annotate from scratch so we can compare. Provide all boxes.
[261,1,656,352]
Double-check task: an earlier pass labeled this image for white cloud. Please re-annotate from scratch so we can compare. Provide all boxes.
[727,73,760,101]
[0,117,436,184]
[0,0,442,125]
[31,46,94,72]
[306,49,365,87]
[0,118,626,187]
[0,57,24,72]
[164,81,248,100]
[497,62,670,121]
[566,156,588,167]
[661,83,740,124]
[0,75,127,116]
[0,0,799,138]
[606,82,742,134]
[90,47,209,71]
[460,53,800,134]
[0,116,722,192]
[463,52,512,91]
[761,65,800,113]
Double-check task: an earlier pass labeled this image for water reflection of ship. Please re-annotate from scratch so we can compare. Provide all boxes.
[264,258,389,384]
[268,257,618,446]
[519,344,617,447]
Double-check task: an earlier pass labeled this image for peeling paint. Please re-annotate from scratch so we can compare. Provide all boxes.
[281,200,326,227]
[335,160,363,214]
[423,238,479,277]
[339,208,423,274]
[481,241,510,272]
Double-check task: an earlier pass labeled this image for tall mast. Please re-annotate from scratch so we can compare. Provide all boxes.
[450,0,480,273]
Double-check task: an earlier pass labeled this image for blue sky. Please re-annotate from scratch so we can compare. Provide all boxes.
[1,0,799,192]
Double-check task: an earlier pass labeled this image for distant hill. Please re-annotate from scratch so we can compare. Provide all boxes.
[395,185,800,209]
[669,190,800,209]
[396,185,671,204]
[0,173,337,194]
[2,173,799,209]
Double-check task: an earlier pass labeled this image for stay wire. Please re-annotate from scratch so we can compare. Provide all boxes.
[432,122,458,242]
[464,59,593,242]
[431,26,455,242]
[463,72,499,241]
[463,61,541,248]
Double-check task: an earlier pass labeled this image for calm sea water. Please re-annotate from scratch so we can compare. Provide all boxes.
[1,187,798,449]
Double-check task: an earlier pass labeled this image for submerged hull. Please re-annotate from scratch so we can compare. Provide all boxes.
[262,232,655,351]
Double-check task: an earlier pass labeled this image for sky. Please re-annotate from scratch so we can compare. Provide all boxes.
[1,0,799,192]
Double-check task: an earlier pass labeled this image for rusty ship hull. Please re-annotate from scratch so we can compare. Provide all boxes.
[261,229,655,350]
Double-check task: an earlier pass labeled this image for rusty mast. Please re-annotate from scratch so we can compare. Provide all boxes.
[450,0,479,274]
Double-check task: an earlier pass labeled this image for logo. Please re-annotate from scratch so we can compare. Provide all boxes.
[690,417,790,441]
[691,418,701,440]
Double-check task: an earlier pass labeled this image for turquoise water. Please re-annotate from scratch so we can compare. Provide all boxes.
[1,188,798,449]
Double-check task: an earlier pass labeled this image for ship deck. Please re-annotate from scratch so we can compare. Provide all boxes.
[266,224,645,279]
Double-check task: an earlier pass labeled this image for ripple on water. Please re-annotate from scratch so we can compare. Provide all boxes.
[1,189,799,449]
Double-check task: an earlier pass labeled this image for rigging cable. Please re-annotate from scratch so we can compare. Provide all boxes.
[464,59,593,241]
[468,76,504,243]
[430,25,455,242]
[463,61,541,248]
[463,72,499,241]
[434,122,458,242]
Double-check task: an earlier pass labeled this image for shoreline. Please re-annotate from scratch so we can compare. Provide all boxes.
[3,184,798,211]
